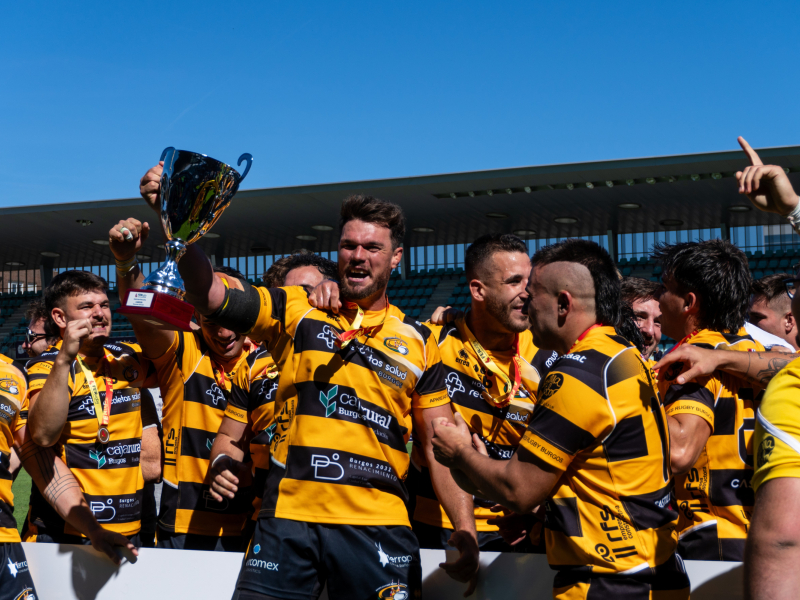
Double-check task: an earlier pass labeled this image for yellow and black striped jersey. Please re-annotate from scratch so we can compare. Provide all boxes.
[226,347,279,522]
[411,320,556,531]
[152,331,252,537]
[658,328,763,561]
[519,326,678,575]
[24,341,158,539]
[0,354,26,542]
[754,357,800,492]
[245,285,449,527]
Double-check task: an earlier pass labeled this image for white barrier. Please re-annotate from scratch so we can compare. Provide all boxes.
[22,543,743,600]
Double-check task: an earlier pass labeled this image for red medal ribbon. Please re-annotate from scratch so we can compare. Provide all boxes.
[333,300,389,350]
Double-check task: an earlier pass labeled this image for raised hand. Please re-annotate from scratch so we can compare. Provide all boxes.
[308,280,342,314]
[61,319,94,360]
[109,218,150,262]
[736,137,799,215]
[139,162,164,213]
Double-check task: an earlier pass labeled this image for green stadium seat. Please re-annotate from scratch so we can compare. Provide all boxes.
[622,267,632,276]
[754,270,764,279]
[445,268,454,275]
[754,250,764,258]
[652,266,663,276]
[768,259,779,268]
[748,261,757,270]
[423,288,434,296]
[757,259,768,269]
[779,259,790,268]
[458,276,467,284]
[446,296,456,305]
[421,278,431,287]
[454,267,464,275]
[398,299,408,308]
[431,277,440,286]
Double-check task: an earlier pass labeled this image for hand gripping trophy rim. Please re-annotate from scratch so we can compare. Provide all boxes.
[141,147,253,299]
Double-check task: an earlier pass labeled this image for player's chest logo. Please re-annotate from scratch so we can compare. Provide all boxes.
[206,383,226,406]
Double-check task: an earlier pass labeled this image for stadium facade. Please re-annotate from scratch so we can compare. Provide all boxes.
[1,144,799,356]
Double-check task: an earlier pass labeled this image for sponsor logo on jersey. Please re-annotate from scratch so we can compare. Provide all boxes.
[445,372,465,396]
[456,348,470,367]
[375,543,413,568]
[539,373,564,402]
[317,325,337,350]
[319,385,338,417]
[89,449,107,468]
[90,499,116,522]
[0,378,19,395]
[206,384,225,406]
[253,544,261,554]
[384,337,409,356]
[561,353,586,363]
[311,453,344,481]
[376,582,409,599]
[758,435,775,468]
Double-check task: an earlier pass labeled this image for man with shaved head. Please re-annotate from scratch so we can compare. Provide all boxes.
[430,239,689,599]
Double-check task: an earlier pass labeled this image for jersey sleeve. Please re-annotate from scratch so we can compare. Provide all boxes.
[519,370,612,472]
[412,327,450,409]
[140,388,161,431]
[247,285,314,345]
[0,363,27,432]
[753,362,800,492]
[225,359,252,425]
[662,376,718,432]
[26,356,66,399]
[151,331,200,384]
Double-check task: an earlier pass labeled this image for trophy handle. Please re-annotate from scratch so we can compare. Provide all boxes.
[237,153,253,182]
[160,147,175,162]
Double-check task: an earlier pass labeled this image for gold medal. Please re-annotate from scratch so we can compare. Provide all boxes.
[98,426,110,444]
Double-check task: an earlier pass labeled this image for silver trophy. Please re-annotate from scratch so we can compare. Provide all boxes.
[143,147,252,298]
[120,147,252,330]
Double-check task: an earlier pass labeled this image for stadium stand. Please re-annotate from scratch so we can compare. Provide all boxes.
[2,144,800,358]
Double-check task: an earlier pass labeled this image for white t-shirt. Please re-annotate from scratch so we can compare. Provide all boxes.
[745,321,796,352]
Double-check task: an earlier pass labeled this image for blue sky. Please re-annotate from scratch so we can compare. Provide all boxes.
[2,0,799,207]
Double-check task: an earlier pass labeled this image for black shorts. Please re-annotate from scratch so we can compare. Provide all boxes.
[156,525,250,552]
[0,542,38,600]
[233,517,422,600]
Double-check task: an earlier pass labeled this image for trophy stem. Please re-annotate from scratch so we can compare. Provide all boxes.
[141,239,187,299]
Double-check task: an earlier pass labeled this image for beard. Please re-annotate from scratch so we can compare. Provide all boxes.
[485,294,530,334]
[340,264,392,301]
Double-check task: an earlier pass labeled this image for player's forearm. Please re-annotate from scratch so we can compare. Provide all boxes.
[28,357,72,446]
[452,449,538,514]
[427,455,476,535]
[734,351,800,387]
[115,263,145,304]
[209,430,246,465]
[178,245,225,315]
[17,438,101,535]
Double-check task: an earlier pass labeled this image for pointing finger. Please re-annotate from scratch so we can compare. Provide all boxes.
[738,136,763,167]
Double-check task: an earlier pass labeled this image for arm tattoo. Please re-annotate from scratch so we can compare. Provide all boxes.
[18,440,80,505]
[747,352,800,387]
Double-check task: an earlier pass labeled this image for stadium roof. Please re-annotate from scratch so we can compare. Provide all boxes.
[4,144,800,270]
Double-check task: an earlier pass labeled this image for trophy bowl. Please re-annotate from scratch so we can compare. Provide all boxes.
[119,147,252,331]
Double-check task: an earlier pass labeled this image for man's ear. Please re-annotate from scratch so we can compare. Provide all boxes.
[390,246,403,270]
[785,311,795,334]
[684,291,700,316]
[557,290,572,316]
[51,308,67,330]
[469,280,485,302]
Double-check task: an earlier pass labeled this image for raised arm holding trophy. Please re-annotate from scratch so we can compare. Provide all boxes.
[118,147,252,330]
